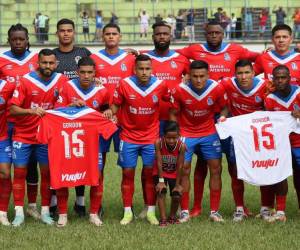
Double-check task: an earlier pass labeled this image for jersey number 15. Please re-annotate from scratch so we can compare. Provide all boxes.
[61,130,85,158]
[250,124,275,152]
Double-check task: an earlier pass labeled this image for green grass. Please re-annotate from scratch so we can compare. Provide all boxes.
[2,154,300,250]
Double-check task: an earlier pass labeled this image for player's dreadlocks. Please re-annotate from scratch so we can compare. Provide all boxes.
[8,23,30,51]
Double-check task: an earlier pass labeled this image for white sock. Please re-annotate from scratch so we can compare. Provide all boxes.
[124,207,132,213]
[50,195,57,207]
[41,206,49,215]
[147,206,155,213]
[76,196,85,206]
[15,206,24,217]
[0,211,7,216]
[28,203,37,208]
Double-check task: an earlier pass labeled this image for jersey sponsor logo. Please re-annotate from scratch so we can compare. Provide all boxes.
[75,56,82,65]
[152,94,158,103]
[121,63,127,71]
[252,158,279,169]
[129,106,138,114]
[30,102,53,110]
[255,95,262,103]
[170,60,177,69]
[291,62,298,70]
[224,53,231,61]
[207,97,214,105]
[61,171,86,182]
[92,99,99,108]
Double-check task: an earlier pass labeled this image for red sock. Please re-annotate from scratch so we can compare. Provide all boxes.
[276,195,286,212]
[13,168,27,206]
[40,168,51,206]
[90,175,103,214]
[143,168,155,206]
[56,188,68,214]
[27,183,38,204]
[0,177,12,212]
[231,175,244,207]
[121,169,135,207]
[193,164,208,210]
[180,192,189,211]
[210,189,221,212]
[141,168,147,205]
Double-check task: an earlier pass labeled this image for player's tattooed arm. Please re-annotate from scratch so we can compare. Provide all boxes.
[10,104,46,117]
[155,140,167,194]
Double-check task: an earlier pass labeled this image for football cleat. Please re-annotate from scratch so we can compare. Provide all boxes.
[12,215,25,227]
[210,211,224,222]
[179,211,190,223]
[26,206,41,220]
[41,213,54,225]
[256,208,271,221]
[89,214,103,227]
[267,211,286,223]
[233,208,246,222]
[146,211,159,225]
[56,214,68,228]
[120,211,133,225]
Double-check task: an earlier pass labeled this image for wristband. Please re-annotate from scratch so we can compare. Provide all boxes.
[159,178,164,183]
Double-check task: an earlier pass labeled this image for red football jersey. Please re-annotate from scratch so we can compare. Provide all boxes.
[177,43,259,81]
[220,76,266,116]
[91,49,135,103]
[144,50,190,120]
[264,84,300,147]
[10,72,68,144]
[153,138,184,179]
[254,50,300,85]
[0,80,15,140]
[113,76,169,144]
[56,79,109,111]
[172,80,227,137]
[37,107,117,189]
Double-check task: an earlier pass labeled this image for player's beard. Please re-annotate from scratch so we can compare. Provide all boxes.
[39,68,54,78]
[154,40,170,52]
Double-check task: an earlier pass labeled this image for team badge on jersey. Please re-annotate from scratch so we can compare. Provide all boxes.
[75,56,82,65]
[224,53,231,61]
[255,95,262,103]
[291,62,298,70]
[92,100,99,108]
[54,88,59,98]
[207,97,214,105]
[293,103,300,111]
[29,63,35,71]
[121,63,127,72]
[0,97,5,104]
[170,61,177,69]
[152,95,158,103]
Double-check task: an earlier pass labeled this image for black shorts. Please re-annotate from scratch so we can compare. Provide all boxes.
[83,27,89,34]
[153,175,176,196]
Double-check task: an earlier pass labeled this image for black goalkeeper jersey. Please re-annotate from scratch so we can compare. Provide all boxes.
[53,47,91,80]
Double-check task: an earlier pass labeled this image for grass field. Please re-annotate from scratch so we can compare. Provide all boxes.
[1,153,300,250]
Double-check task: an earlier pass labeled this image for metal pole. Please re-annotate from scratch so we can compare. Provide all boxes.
[133,0,136,42]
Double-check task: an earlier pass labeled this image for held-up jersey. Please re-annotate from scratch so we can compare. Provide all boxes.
[56,79,109,111]
[37,107,117,189]
[177,42,259,80]
[10,71,68,144]
[143,50,190,120]
[220,76,266,116]
[91,49,135,103]
[113,75,169,144]
[153,138,184,179]
[254,50,300,85]
[264,85,300,147]
[172,80,227,137]
[0,80,15,140]
[216,111,300,186]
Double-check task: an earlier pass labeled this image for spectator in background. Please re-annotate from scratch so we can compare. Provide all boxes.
[139,9,150,38]
[294,41,300,53]
[230,13,237,39]
[259,9,268,38]
[81,11,90,42]
[32,13,40,42]
[94,10,103,42]
[175,10,186,39]
[272,6,286,25]
[38,13,49,43]
[155,14,163,24]
[110,12,118,25]
[221,11,231,39]
[165,14,176,39]
[293,8,300,39]
[186,9,195,42]
[243,7,253,38]
[214,7,223,23]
